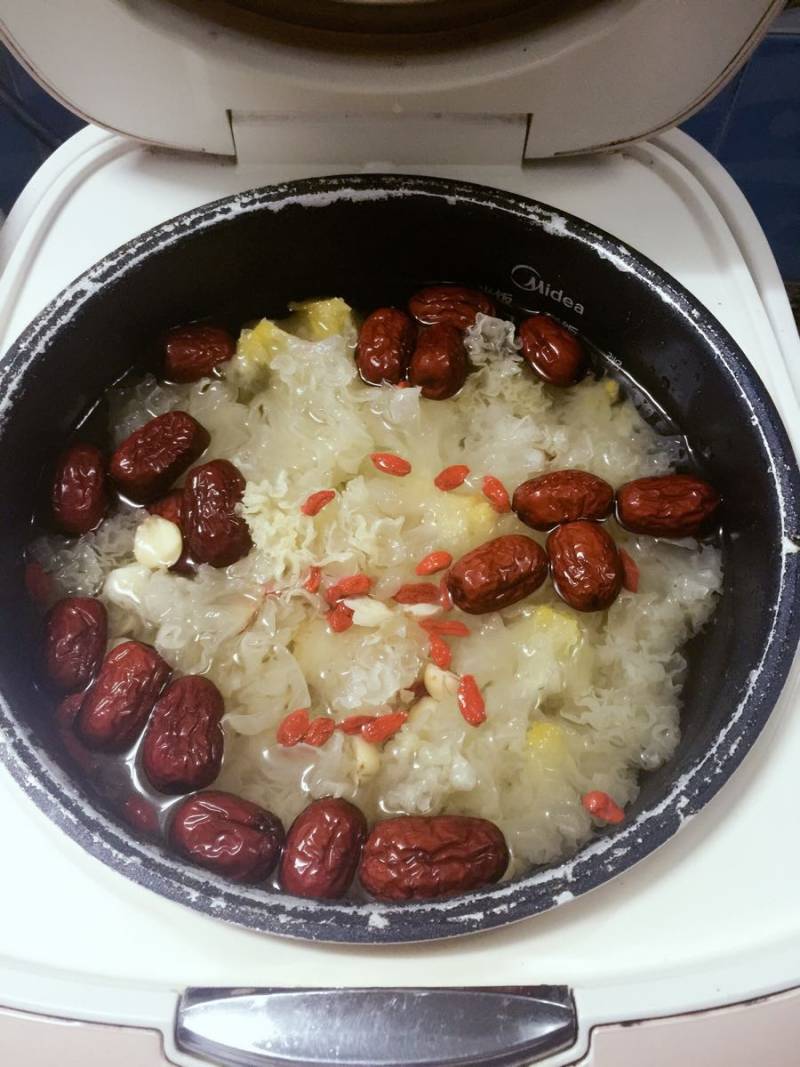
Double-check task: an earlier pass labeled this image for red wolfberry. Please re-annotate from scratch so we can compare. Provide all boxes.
[123,795,160,836]
[619,548,640,593]
[439,576,454,611]
[24,561,53,609]
[481,475,511,513]
[457,674,486,726]
[325,573,372,605]
[370,452,412,477]
[327,603,355,633]
[434,464,470,491]
[581,790,625,824]
[337,714,376,735]
[304,717,336,747]
[415,550,453,576]
[428,633,452,670]
[419,619,470,637]
[303,566,322,594]
[277,708,310,746]
[393,583,440,604]
[301,490,336,517]
[362,711,408,745]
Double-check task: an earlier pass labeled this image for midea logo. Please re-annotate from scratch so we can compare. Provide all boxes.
[511,264,585,316]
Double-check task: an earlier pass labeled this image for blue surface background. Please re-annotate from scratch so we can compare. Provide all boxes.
[1,14,798,281]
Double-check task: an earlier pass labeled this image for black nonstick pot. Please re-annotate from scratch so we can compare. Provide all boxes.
[1,174,798,943]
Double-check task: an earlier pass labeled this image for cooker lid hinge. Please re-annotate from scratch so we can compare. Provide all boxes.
[229,111,532,166]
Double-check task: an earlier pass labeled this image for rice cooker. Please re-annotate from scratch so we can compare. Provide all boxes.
[1,2,800,1064]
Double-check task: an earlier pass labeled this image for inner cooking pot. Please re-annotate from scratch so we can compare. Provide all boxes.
[1,175,798,943]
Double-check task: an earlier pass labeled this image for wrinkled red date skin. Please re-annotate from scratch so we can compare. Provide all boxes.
[408,323,468,400]
[279,797,367,900]
[547,520,623,612]
[170,790,285,883]
[616,474,721,538]
[77,641,171,751]
[44,596,108,692]
[164,324,235,383]
[518,314,587,387]
[183,459,252,568]
[142,675,225,794]
[359,814,509,902]
[447,534,548,615]
[356,308,416,386]
[51,443,108,535]
[512,469,614,531]
[408,286,496,330]
[148,490,194,574]
[110,411,210,503]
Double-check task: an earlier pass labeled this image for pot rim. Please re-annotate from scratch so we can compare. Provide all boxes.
[1,173,799,944]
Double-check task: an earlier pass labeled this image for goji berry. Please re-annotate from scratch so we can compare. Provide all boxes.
[415,550,453,576]
[277,707,310,746]
[428,633,452,670]
[337,714,376,735]
[419,619,470,637]
[481,474,511,513]
[303,566,322,594]
[304,717,336,747]
[370,452,412,476]
[123,795,160,836]
[393,583,440,604]
[457,674,486,726]
[434,464,470,491]
[362,711,408,745]
[301,490,336,516]
[619,548,640,593]
[581,790,625,824]
[325,573,372,605]
[327,603,354,633]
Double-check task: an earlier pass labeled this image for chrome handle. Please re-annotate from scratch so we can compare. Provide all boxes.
[175,985,576,1067]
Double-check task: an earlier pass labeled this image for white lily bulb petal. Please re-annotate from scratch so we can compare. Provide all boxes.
[134,515,183,569]
[342,596,394,627]
[103,563,152,610]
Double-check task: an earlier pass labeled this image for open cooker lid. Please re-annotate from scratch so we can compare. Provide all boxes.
[0,0,783,158]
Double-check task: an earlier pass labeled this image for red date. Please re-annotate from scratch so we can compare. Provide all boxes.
[169,790,285,883]
[51,443,108,535]
[110,411,210,503]
[164,324,235,383]
[512,469,614,531]
[279,797,367,900]
[359,814,509,901]
[547,520,623,612]
[77,641,171,751]
[616,474,721,538]
[141,676,225,794]
[183,459,252,567]
[447,534,548,614]
[408,286,495,330]
[356,308,416,386]
[44,596,107,692]
[408,323,468,400]
[518,314,587,387]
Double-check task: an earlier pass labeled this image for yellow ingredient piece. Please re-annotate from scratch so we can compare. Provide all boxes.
[282,298,355,341]
[521,605,581,655]
[604,378,620,403]
[426,493,497,553]
[527,721,566,754]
